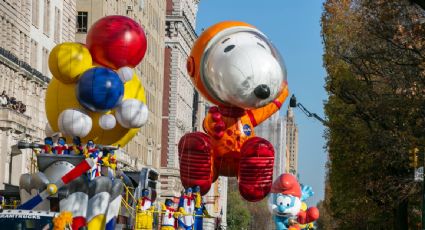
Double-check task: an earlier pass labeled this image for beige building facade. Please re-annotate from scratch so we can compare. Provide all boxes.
[160,0,200,198]
[255,112,287,180]
[285,107,299,176]
[0,0,76,190]
[75,0,166,171]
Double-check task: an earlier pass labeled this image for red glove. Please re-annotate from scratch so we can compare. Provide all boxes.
[203,106,226,139]
[298,207,319,224]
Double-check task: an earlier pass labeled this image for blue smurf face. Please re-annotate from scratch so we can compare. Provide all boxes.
[87,141,94,148]
[58,138,66,146]
[44,137,53,146]
[274,194,301,216]
[142,189,149,197]
[193,186,200,193]
[73,136,81,145]
[185,187,192,194]
[165,199,174,207]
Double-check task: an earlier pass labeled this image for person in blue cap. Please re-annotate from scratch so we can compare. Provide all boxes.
[178,187,195,230]
[160,199,179,230]
[136,189,154,229]
[54,137,69,154]
[193,185,212,230]
[71,136,83,155]
[41,137,54,154]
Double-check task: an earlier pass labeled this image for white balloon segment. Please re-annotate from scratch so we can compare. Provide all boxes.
[115,99,148,128]
[58,109,92,137]
[99,114,117,130]
[117,67,134,83]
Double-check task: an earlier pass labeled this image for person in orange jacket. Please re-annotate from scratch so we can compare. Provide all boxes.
[179,21,289,202]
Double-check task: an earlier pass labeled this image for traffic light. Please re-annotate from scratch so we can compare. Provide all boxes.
[409,147,419,168]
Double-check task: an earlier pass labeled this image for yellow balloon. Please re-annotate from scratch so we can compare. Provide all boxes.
[45,72,146,146]
[49,43,92,84]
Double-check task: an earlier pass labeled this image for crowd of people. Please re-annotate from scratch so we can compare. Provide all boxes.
[39,136,117,180]
[0,90,26,114]
[136,186,211,230]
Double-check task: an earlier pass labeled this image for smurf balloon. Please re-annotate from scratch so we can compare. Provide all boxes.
[269,174,319,230]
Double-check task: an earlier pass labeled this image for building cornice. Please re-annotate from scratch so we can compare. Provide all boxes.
[166,11,198,41]
[0,47,49,85]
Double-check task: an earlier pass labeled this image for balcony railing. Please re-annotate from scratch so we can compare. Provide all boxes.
[0,107,33,134]
[0,47,50,83]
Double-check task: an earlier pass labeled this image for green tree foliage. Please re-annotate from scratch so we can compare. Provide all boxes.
[226,178,273,229]
[226,179,251,230]
[321,0,425,228]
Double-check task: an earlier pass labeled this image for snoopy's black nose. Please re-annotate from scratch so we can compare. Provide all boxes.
[254,84,270,99]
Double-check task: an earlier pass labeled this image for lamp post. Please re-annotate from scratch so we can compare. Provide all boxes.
[289,94,326,125]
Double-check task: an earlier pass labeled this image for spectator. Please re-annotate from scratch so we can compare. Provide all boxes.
[8,97,16,109]
[0,91,7,107]
[19,103,26,113]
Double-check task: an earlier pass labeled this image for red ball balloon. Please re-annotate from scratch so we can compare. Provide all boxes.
[86,15,147,69]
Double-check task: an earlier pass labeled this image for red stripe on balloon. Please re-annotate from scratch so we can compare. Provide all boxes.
[72,216,87,230]
[272,100,282,109]
[246,110,257,126]
[61,159,92,184]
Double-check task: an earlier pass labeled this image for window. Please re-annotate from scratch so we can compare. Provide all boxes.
[32,0,39,27]
[54,7,61,42]
[147,148,152,165]
[30,40,38,68]
[42,47,49,75]
[19,32,25,60]
[43,0,50,35]
[77,12,88,33]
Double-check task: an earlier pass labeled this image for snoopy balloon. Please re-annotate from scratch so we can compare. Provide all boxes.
[269,174,319,230]
[179,21,289,201]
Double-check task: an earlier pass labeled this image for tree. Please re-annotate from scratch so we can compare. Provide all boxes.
[322,0,425,228]
[226,178,273,229]
[226,179,251,230]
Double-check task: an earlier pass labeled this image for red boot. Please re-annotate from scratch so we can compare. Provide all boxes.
[178,132,213,195]
[238,137,274,202]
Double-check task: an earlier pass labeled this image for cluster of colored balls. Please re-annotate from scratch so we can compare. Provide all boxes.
[45,15,149,146]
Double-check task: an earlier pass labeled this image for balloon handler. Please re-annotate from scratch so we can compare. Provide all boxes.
[71,136,84,155]
[101,148,117,178]
[193,185,212,230]
[178,188,195,230]
[269,174,319,230]
[54,137,69,154]
[135,189,155,230]
[83,140,102,180]
[178,21,289,202]
[160,199,181,230]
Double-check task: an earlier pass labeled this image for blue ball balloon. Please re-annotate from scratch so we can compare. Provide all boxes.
[76,67,124,112]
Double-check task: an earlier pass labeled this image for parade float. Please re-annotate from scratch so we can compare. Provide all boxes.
[0,15,160,230]
[178,21,288,202]
[0,17,304,230]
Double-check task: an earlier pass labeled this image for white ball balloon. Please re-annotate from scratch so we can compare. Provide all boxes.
[115,99,148,128]
[99,114,116,130]
[58,109,92,138]
[117,67,133,83]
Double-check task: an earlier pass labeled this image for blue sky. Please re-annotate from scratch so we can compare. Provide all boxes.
[196,1,327,205]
